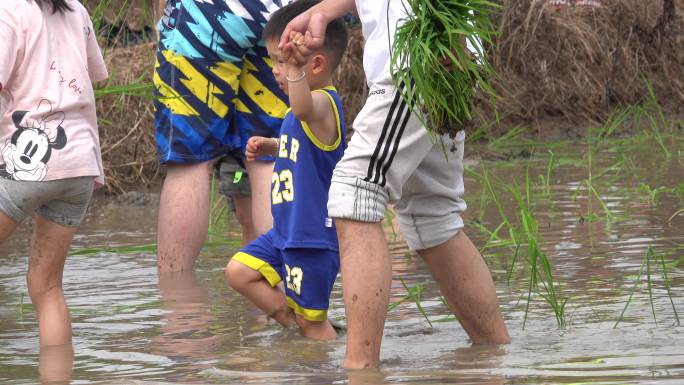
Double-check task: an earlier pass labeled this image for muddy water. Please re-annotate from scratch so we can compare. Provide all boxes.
[1,137,683,384]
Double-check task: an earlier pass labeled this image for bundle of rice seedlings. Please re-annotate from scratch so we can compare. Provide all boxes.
[391,0,499,136]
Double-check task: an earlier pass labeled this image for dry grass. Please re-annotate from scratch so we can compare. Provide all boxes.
[334,28,367,139]
[480,0,684,131]
[98,43,158,193]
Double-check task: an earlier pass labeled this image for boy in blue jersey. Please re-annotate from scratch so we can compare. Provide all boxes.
[224,0,348,340]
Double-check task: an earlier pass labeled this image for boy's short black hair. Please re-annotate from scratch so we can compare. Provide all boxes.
[263,0,348,70]
[34,0,73,14]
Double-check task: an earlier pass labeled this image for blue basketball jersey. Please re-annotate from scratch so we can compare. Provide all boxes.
[270,87,346,251]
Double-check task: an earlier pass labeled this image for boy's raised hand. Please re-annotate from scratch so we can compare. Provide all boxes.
[282,31,311,67]
[245,136,279,162]
[279,10,328,52]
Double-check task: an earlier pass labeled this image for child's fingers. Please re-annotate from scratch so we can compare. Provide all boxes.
[292,31,305,47]
[291,48,308,65]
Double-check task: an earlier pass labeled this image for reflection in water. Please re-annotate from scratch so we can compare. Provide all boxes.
[150,271,221,373]
[39,344,73,385]
[345,368,388,385]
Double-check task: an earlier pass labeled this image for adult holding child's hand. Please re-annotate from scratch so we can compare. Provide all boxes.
[279,0,353,52]
[275,0,511,371]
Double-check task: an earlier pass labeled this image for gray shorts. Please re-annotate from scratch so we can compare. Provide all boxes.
[215,157,251,210]
[0,177,95,227]
[327,82,467,251]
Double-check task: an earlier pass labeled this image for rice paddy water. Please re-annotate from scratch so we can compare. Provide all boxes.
[1,124,682,384]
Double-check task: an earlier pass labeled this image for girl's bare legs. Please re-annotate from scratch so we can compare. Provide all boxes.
[28,215,77,347]
[39,344,74,384]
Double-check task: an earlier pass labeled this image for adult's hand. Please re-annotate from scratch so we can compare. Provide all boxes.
[279,9,329,54]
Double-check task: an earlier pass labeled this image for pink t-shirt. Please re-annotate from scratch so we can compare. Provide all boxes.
[0,0,108,185]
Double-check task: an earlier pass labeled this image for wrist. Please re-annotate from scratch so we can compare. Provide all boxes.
[287,65,305,76]
[286,68,306,82]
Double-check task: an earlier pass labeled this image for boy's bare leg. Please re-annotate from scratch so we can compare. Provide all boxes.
[336,219,392,369]
[245,160,274,236]
[295,315,336,340]
[225,260,295,327]
[157,161,212,272]
[0,210,19,242]
[232,195,257,246]
[28,215,77,347]
[418,230,511,344]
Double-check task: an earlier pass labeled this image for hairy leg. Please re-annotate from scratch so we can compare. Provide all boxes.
[418,231,511,345]
[157,161,212,272]
[225,260,294,327]
[336,219,392,369]
[245,160,274,236]
[28,215,78,347]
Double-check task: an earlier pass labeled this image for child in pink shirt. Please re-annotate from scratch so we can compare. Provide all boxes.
[0,0,108,347]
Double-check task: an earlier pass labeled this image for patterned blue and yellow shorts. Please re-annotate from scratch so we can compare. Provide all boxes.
[232,230,340,322]
[153,0,289,164]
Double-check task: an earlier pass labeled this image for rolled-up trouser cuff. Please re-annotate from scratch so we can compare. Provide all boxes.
[327,175,389,223]
[397,213,464,251]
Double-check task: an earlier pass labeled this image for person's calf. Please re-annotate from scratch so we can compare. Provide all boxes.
[224,259,296,328]
[296,315,337,340]
[232,195,257,245]
[419,231,511,345]
[28,215,76,346]
[224,259,250,292]
[28,280,71,346]
[157,161,213,272]
[0,209,19,243]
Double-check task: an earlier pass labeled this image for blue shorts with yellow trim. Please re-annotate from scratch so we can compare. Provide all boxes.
[232,230,340,322]
[153,0,289,164]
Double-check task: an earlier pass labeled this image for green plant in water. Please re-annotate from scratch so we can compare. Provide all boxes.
[384,209,399,241]
[638,183,673,207]
[208,174,229,241]
[387,280,433,327]
[400,279,433,327]
[578,139,622,224]
[510,169,568,330]
[537,149,555,198]
[474,165,521,284]
[614,247,680,328]
[674,182,684,203]
[18,293,24,320]
[669,208,684,225]
[390,0,498,135]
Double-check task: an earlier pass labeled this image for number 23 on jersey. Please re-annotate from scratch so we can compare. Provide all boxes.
[272,169,294,204]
